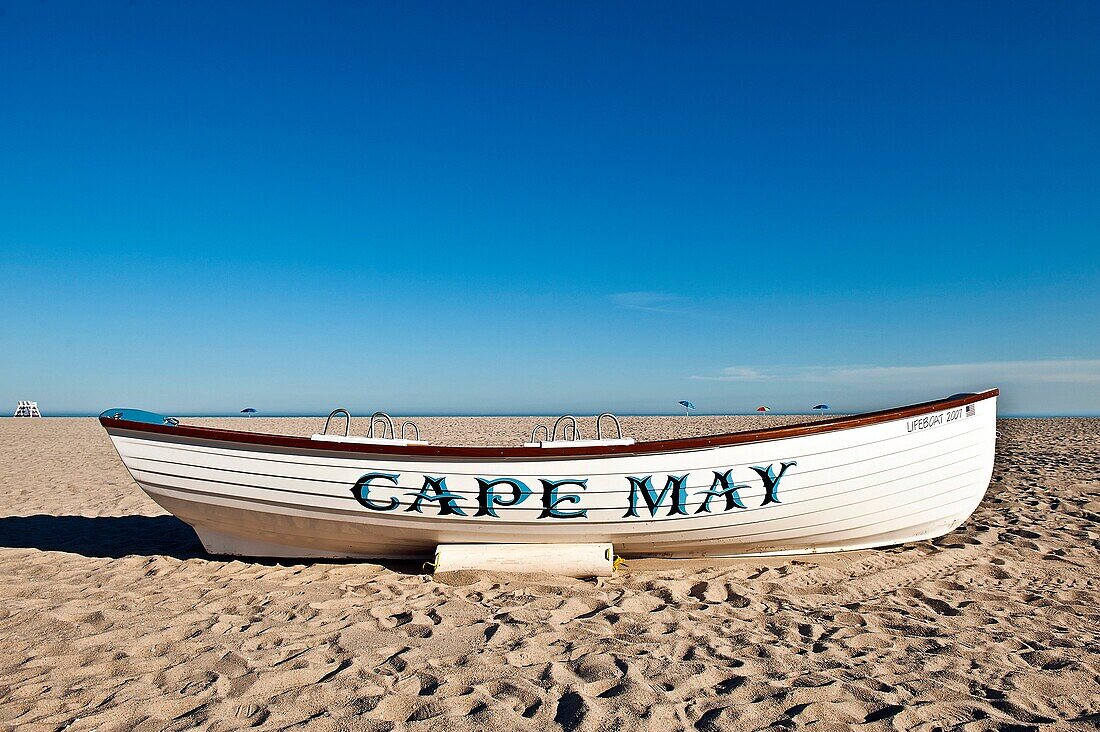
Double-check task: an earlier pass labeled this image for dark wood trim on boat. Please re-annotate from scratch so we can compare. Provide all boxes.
[100,389,998,460]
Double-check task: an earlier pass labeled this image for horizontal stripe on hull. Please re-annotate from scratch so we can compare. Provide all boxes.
[118,429,986,499]
[142,478,984,558]
[127,454,986,524]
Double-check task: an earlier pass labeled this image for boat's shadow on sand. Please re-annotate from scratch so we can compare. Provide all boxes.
[0,515,422,571]
[0,514,205,559]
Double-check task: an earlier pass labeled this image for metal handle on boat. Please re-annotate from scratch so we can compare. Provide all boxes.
[322,409,351,437]
[368,411,395,440]
[552,415,582,441]
[595,412,623,440]
[401,420,420,441]
[529,424,549,443]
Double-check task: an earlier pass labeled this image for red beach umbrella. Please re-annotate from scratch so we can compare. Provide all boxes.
[756,406,771,413]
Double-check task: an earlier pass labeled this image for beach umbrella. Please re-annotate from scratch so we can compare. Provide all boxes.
[812,404,829,416]
[241,408,257,417]
[756,406,771,413]
[678,400,696,416]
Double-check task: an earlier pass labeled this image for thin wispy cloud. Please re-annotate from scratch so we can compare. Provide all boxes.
[607,291,688,313]
[704,366,774,381]
[690,359,1100,385]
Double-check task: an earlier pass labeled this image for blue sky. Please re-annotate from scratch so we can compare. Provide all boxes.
[1,2,1098,415]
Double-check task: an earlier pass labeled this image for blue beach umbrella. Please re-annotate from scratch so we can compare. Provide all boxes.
[678,400,696,416]
[812,404,829,416]
[241,408,257,417]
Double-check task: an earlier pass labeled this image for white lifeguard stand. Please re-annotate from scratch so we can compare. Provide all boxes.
[13,400,42,417]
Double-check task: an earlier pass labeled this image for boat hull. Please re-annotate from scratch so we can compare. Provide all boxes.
[102,393,997,559]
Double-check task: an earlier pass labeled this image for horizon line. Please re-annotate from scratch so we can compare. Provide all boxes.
[9,412,1098,419]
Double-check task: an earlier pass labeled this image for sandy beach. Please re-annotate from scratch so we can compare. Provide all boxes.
[0,416,1097,731]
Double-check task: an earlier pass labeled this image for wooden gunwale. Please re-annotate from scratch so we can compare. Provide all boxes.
[99,389,998,460]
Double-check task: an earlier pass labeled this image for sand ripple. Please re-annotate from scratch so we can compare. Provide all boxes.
[0,417,1097,731]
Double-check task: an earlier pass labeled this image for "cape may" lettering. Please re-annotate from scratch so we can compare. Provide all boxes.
[350,462,797,520]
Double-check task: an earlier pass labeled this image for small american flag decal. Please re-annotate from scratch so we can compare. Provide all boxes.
[966,404,976,417]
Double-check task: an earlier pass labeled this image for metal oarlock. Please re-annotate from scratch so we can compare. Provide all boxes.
[552,415,582,441]
[596,412,624,440]
[368,411,396,440]
[322,409,351,437]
